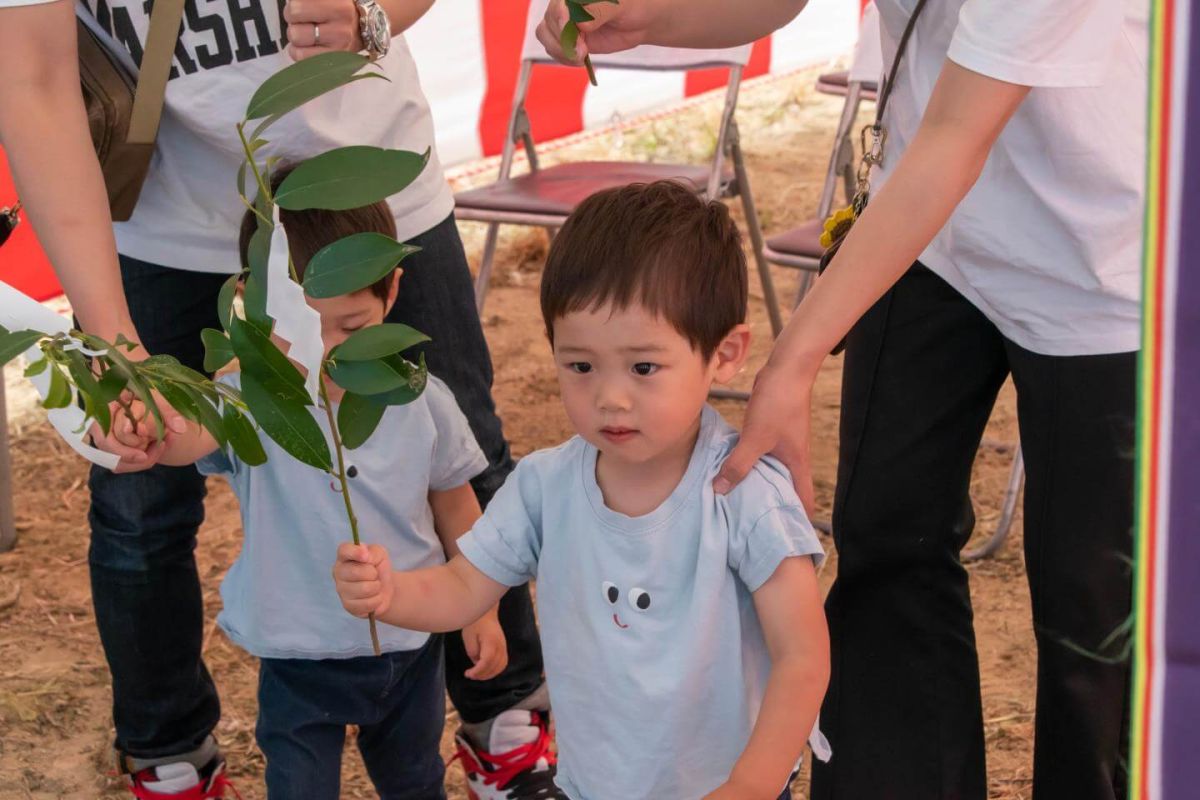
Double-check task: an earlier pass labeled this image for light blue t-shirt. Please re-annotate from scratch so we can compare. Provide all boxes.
[457,405,830,800]
[198,373,487,660]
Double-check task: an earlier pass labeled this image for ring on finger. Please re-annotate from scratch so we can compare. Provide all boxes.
[313,22,321,45]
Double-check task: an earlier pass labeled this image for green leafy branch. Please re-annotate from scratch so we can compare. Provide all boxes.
[0,326,263,464]
[561,0,619,86]
[198,52,434,654]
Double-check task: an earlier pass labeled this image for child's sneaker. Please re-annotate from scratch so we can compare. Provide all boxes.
[452,709,564,799]
[120,736,238,799]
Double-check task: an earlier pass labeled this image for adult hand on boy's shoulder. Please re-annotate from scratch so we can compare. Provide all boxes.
[713,363,815,512]
[333,542,395,618]
[461,606,509,681]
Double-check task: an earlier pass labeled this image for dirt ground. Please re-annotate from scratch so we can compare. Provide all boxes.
[0,65,1036,799]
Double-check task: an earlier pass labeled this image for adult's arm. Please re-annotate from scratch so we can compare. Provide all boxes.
[0,1,139,348]
[713,61,1031,505]
[536,0,809,63]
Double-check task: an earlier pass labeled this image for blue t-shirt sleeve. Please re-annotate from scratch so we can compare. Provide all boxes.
[196,447,235,477]
[457,458,543,587]
[424,377,489,491]
[726,458,825,592]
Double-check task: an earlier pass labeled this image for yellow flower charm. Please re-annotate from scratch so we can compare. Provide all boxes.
[820,205,858,249]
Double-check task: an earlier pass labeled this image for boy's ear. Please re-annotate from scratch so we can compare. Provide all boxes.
[711,324,751,384]
[382,269,402,315]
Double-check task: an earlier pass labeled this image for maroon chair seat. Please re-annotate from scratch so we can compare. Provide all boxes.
[455,161,733,219]
[815,70,879,102]
[765,219,826,262]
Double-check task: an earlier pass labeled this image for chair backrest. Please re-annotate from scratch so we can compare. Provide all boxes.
[520,0,753,70]
[498,0,750,197]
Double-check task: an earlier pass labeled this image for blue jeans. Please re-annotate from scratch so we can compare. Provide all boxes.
[89,215,545,758]
[257,637,446,799]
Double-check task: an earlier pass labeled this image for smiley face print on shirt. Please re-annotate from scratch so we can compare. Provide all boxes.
[601,581,652,629]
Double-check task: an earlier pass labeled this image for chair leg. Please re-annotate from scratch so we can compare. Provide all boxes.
[732,144,783,338]
[793,270,816,310]
[0,381,16,553]
[963,443,1025,562]
[474,222,501,315]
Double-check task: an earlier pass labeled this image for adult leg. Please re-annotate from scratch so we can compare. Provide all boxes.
[357,638,448,799]
[810,265,1009,800]
[88,257,228,758]
[387,215,544,721]
[1006,345,1135,800]
[255,658,349,800]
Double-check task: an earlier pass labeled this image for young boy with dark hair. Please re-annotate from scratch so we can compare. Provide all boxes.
[119,169,521,799]
[334,181,831,800]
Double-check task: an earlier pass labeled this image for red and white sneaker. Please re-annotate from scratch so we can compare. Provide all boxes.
[121,738,238,800]
[452,709,565,799]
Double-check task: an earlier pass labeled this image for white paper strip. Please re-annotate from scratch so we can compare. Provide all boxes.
[0,281,121,470]
[265,206,324,405]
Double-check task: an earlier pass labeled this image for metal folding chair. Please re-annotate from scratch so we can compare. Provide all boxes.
[455,0,782,343]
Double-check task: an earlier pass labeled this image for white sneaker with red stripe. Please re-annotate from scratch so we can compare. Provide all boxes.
[452,709,564,799]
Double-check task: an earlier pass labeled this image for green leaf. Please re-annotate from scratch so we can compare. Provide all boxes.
[240,372,331,470]
[62,349,110,433]
[330,323,429,361]
[43,364,72,410]
[567,1,594,24]
[337,392,386,450]
[153,380,203,435]
[326,352,418,396]
[274,147,430,211]
[302,234,419,298]
[241,274,272,336]
[0,328,44,367]
[245,52,377,120]
[23,358,48,378]
[179,383,227,447]
[228,317,309,406]
[217,274,240,332]
[560,22,582,61]
[202,328,235,373]
[96,366,127,404]
[245,220,272,283]
[364,353,428,406]
[223,403,267,466]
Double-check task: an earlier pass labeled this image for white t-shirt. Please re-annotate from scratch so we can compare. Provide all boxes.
[873,0,1147,355]
[6,0,454,272]
[457,406,829,799]
[196,374,487,659]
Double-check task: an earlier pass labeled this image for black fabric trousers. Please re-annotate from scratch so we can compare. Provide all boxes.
[88,215,544,758]
[810,264,1134,800]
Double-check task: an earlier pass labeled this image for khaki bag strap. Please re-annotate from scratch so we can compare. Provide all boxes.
[125,0,186,144]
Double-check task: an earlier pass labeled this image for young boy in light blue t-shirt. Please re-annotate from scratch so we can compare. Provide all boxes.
[334,181,832,800]
[118,176,514,799]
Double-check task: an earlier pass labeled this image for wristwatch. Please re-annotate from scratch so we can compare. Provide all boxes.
[355,0,391,60]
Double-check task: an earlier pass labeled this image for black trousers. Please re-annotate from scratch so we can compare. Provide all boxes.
[88,215,544,758]
[810,265,1134,800]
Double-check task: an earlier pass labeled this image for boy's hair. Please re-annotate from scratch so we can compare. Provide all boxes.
[540,180,748,360]
[237,164,397,302]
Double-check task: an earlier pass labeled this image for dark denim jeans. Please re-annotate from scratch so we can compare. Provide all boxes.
[89,215,545,758]
[257,638,446,800]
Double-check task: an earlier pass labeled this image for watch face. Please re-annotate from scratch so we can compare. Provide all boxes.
[369,6,390,51]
